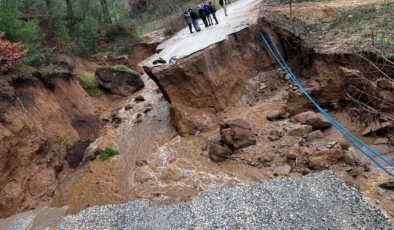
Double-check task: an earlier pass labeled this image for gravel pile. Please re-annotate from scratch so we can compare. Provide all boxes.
[59,171,393,230]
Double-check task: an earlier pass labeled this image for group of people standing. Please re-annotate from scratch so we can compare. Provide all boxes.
[184,0,228,34]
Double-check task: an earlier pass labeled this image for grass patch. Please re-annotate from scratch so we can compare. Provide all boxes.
[99,147,120,161]
[80,75,101,97]
[316,2,394,57]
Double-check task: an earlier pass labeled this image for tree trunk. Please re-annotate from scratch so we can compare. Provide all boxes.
[65,0,74,19]
[100,0,112,24]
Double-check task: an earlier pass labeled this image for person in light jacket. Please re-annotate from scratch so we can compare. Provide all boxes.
[209,2,219,24]
[189,9,201,32]
[198,5,209,27]
[184,11,194,33]
[219,0,228,16]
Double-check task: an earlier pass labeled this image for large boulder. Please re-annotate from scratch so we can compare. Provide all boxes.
[95,65,144,96]
[220,119,257,150]
[291,111,332,130]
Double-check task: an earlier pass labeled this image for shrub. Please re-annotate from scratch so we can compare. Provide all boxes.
[0,1,44,55]
[0,32,28,72]
[99,147,120,161]
[75,17,101,56]
[22,48,55,67]
[79,75,101,96]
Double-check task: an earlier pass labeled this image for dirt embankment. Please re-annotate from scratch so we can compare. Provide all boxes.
[0,42,158,218]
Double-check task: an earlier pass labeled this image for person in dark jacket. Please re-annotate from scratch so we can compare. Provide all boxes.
[184,11,194,33]
[203,1,213,26]
[219,0,228,16]
[198,5,209,27]
[209,2,219,24]
[189,9,201,32]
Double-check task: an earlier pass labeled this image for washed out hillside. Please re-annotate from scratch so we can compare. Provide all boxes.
[0,0,394,229]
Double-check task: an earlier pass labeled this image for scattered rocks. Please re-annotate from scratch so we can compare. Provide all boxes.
[291,111,331,130]
[341,152,357,165]
[268,129,286,141]
[273,165,291,177]
[308,148,343,170]
[377,79,394,91]
[144,108,153,114]
[208,142,233,163]
[135,95,145,102]
[220,119,257,150]
[288,125,312,137]
[266,108,289,121]
[124,104,133,110]
[346,166,365,177]
[362,122,392,136]
[95,65,145,96]
[305,130,324,142]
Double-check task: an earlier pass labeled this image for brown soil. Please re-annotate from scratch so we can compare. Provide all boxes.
[0,41,158,218]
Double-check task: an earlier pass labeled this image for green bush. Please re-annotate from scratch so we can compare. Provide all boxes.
[99,147,120,161]
[79,75,101,97]
[22,48,55,67]
[75,17,101,56]
[0,0,45,55]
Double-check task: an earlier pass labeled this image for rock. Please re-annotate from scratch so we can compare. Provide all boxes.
[124,104,133,110]
[346,167,365,177]
[95,65,144,96]
[273,165,291,176]
[287,125,312,137]
[152,57,166,65]
[208,142,233,162]
[144,108,153,114]
[266,108,289,121]
[220,128,234,145]
[376,79,394,91]
[326,141,338,149]
[220,119,257,150]
[341,152,357,165]
[135,95,145,102]
[82,137,103,163]
[305,130,324,142]
[291,111,331,130]
[172,106,217,135]
[65,140,93,168]
[309,148,343,170]
[286,154,297,162]
[285,74,291,80]
[362,122,392,136]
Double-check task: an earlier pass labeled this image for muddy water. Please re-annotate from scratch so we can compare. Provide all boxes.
[65,74,251,213]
